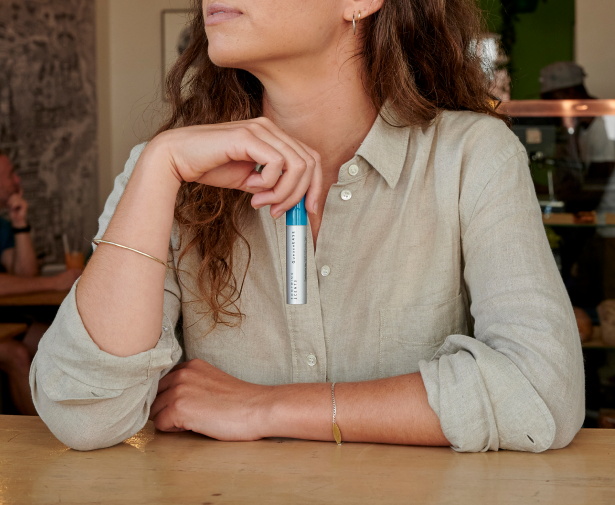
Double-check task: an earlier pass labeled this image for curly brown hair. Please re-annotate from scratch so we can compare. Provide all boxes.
[157,0,505,327]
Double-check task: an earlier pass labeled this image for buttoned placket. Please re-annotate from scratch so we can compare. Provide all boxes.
[275,213,327,383]
[274,157,366,383]
[313,157,366,380]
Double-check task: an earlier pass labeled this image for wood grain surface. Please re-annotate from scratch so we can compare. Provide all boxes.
[0,291,69,307]
[0,416,614,504]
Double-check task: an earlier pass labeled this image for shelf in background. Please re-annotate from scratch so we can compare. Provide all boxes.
[543,213,615,227]
[582,327,615,349]
[499,99,615,117]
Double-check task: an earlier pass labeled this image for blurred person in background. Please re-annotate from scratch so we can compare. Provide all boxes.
[0,149,81,297]
[539,62,615,334]
[0,149,80,415]
[539,62,615,204]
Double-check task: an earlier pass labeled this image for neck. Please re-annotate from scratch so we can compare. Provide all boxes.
[254,55,377,179]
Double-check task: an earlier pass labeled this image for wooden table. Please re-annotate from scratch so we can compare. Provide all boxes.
[0,416,613,504]
[542,212,615,226]
[0,290,69,307]
[0,323,28,341]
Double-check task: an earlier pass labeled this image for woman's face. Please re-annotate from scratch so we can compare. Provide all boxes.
[203,1,347,74]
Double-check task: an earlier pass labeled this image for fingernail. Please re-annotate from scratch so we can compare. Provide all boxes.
[311,201,318,214]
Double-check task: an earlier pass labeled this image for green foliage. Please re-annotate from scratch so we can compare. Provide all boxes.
[499,0,546,79]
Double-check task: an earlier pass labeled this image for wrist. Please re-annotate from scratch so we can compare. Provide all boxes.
[250,385,278,439]
[11,223,31,234]
[142,132,184,188]
[257,383,331,441]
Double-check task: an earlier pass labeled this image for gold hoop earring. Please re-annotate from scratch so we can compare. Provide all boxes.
[352,11,362,35]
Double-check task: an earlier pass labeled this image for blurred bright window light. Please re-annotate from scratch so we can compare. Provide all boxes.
[472,34,510,101]
[603,116,615,141]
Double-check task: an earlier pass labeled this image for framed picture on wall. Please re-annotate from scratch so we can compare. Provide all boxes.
[161,9,192,98]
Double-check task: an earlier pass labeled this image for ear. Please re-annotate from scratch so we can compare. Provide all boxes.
[342,0,385,23]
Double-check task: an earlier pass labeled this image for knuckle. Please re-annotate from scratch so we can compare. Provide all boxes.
[246,122,262,133]
[254,116,271,126]
[168,385,189,408]
[175,367,193,382]
[235,127,253,141]
[294,158,308,174]
[269,153,285,166]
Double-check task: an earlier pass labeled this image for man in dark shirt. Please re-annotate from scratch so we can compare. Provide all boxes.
[0,150,81,414]
[0,150,80,290]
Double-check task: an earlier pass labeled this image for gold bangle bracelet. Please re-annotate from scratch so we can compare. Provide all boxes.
[331,382,342,445]
[92,239,169,268]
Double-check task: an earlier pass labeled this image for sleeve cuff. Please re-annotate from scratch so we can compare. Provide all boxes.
[420,334,556,452]
[34,281,182,403]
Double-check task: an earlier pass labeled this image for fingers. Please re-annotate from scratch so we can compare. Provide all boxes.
[271,140,322,217]
[150,389,187,432]
[172,117,322,217]
[150,361,204,432]
[149,367,188,430]
[243,120,321,217]
[7,192,26,209]
[156,361,190,394]
[149,383,172,422]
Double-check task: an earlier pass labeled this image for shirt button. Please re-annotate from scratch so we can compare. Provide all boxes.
[340,189,352,201]
[306,354,317,367]
[320,265,331,277]
[348,164,359,176]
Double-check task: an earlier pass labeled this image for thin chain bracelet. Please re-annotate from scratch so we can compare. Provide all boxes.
[331,382,342,445]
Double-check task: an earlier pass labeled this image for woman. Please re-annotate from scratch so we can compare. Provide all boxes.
[31,0,584,451]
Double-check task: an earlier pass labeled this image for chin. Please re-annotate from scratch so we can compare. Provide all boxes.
[208,49,255,72]
[208,44,242,67]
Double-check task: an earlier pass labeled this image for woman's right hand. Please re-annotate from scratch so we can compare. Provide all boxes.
[150,117,322,218]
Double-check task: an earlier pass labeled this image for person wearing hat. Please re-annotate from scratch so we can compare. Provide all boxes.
[540,61,590,100]
[540,62,615,317]
[540,62,614,178]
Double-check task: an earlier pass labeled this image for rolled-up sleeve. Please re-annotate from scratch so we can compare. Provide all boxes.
[30,144,183,450]
[420,147,585,452]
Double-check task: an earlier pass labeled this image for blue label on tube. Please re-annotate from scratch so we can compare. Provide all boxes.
[286,197,307,226]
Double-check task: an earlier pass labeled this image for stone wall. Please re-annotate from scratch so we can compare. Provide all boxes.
[0,0,98,263]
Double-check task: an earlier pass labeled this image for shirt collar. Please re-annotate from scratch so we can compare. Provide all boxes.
[356,110,411,189]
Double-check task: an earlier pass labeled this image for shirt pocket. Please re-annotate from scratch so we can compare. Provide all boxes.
[379,293,467,377]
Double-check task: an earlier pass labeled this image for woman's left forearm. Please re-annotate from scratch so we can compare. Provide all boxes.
[261,373,450,446]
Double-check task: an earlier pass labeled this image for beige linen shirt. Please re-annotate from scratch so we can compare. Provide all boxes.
[31,111,585,452]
